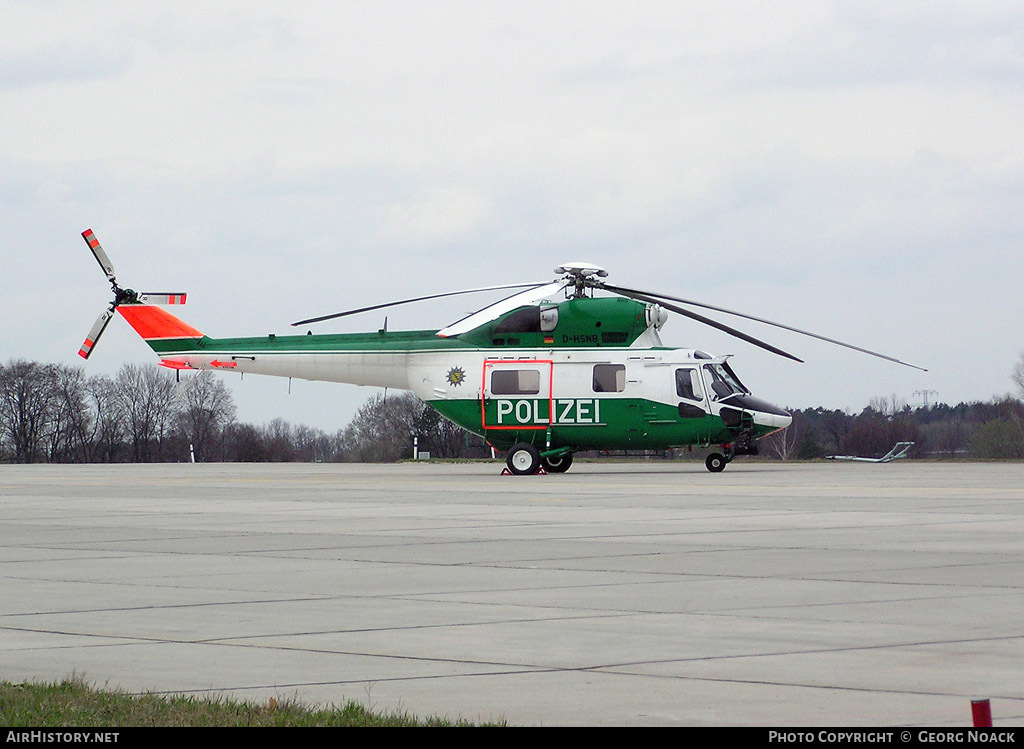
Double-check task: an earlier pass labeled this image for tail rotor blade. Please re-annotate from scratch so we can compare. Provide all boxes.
[82,229,116,283]
[137,292,187,305]
[78,309,114,359]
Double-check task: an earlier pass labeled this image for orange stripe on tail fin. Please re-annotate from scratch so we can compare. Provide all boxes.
[117,305,204,340]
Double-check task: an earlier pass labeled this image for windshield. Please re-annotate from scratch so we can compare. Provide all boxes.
[703,363,748,400]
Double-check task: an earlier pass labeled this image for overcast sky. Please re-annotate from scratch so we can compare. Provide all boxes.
[3,1,1023,431]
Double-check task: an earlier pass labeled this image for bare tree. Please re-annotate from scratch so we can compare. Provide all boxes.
[867,394,906,418]
[223,422,270,462]
[177,371,236,462]
[263,417,298,462]
[85,374,125,462]
[291,423,334,462]
[1013,352,1024,400]
[764,411,800,460]
[412,402,471,458]
[924,416,966,459]
[0,360,59,463]
[114,363,180,461]
[342,391,421,462]
[47,364,91,462]
[969,398,1024,458]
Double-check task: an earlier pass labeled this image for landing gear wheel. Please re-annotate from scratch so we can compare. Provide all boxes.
[507,443,542,475]
[705,453,727,473]
[542,453,573,473]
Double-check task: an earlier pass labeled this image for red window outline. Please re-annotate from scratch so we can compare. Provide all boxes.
[481,359,554,431]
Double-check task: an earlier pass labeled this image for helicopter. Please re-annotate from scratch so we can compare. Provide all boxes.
[77,229,925,474]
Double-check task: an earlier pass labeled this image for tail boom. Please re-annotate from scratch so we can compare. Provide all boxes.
[119,304,419,390]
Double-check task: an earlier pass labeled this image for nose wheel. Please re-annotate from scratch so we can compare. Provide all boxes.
[705,453,726,472]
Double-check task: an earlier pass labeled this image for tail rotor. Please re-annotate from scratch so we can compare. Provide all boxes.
[77,229,188,359]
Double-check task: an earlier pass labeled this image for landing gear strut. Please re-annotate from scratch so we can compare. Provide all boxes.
[542,452,573,473]
[505,444,574,475]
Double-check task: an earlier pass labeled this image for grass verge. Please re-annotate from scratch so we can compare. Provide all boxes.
[0,677,501,727]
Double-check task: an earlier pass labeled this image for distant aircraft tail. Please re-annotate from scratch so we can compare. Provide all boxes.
[827,442,914,463]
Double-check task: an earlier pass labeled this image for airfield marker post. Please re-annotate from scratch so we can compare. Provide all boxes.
[971,698,993,727]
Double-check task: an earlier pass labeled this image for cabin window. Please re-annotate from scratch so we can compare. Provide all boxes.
[491,369,541,395]
[675,368,702,401]
[593,364,625,393]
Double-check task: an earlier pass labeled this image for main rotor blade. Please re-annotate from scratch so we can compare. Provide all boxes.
[605,284,927,371]
[81,229,116,283]
[78,308,114,359]
[437,281,570,338]
[291,282,550,327]
[618,289,804,363]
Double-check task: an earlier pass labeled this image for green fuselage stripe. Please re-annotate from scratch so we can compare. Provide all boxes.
[146,329,466,355]
[430,397,773,451]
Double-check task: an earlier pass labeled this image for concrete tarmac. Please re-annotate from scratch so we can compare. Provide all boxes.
[2,460,1023,726]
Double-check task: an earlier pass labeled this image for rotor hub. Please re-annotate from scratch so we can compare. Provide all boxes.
[554,262,608,298]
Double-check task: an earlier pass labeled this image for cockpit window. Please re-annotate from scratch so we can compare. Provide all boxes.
[494,307,541,334]
[702,363,747,400]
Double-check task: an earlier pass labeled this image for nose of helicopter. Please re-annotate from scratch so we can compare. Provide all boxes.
[761,407,790,430]
[734,396,792,431]
[755,407,792,431]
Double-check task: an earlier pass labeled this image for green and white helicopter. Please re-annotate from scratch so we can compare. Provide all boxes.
[78,229,925,473]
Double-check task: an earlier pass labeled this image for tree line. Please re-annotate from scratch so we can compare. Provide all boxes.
[761,396,1024,461]
[0,359,487,464]
[2,357,1022,463]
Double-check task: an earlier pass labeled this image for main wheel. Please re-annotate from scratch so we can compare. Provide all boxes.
[705,453,727,472]
[542,452,573,473]
[507,443,542,475]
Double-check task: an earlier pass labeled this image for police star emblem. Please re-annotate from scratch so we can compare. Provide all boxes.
[446,366,466,387]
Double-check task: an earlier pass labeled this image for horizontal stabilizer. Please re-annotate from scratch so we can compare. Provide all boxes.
[159,359,194,370]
